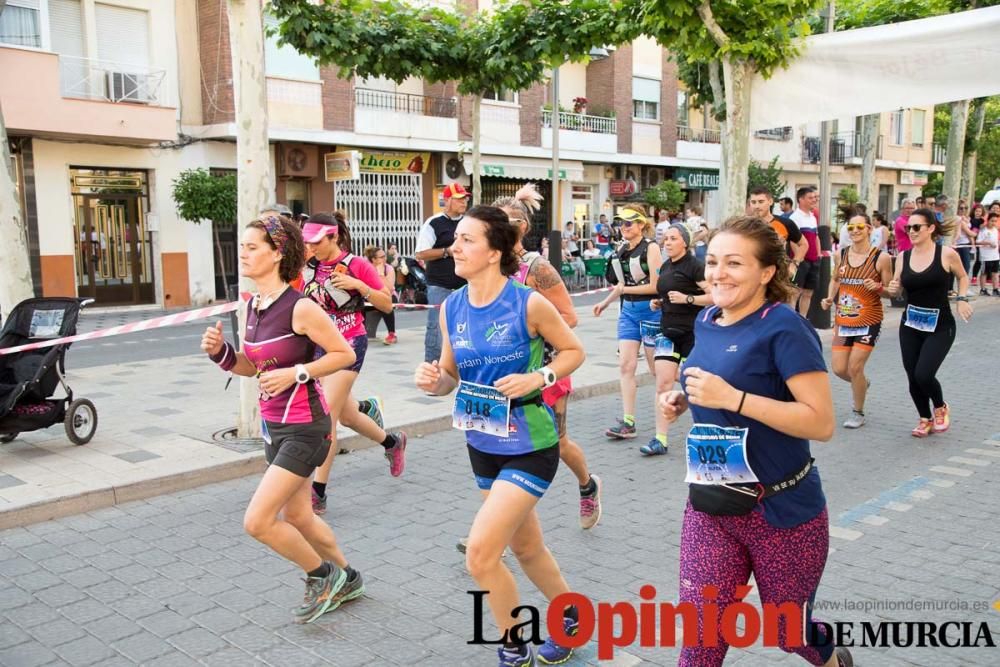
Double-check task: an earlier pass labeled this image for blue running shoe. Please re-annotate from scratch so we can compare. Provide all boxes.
[639,438,668,456]
[362,396,384,429]
[498,645,533,667]
[537,617,578,664]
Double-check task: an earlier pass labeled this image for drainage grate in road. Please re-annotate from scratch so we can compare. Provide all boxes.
[210,427,265,454]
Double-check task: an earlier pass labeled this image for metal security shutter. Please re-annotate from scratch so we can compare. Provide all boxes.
[334,174,424,256]
[479,178,552,251]
[95,3,149,67]
[49,0,83,57]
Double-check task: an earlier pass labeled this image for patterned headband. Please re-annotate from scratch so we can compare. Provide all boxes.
[260,216,288,255]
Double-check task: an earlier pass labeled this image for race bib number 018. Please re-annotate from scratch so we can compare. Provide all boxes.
[904,305,939,332]
[684,423,759,485]
[453,381,511,437]
[639,321,660,348]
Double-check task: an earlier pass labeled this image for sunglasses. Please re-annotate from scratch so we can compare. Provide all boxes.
[846,224,868,232]
[620,220,637,228]
[905,223,929,233]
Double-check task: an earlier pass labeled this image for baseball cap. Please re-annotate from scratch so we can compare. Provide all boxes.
[261,203,293,216]
[443,183,469,200]
[302,222,338,243]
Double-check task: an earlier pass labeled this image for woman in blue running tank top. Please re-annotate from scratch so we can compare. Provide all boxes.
[414,206,585,667]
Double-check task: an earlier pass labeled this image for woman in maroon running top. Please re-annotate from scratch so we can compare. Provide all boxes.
[201,216,363,624]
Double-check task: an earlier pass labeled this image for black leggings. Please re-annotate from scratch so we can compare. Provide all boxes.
[365,296,397,336]
[898,322,956,419]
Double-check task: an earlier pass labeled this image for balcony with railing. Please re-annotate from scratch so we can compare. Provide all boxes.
[802,131,884,165]
[541,109,617,153]
[754,127,793,141]
[353,87,458,141]
[676,125,721,161]
[932,143,947,165]
[0,46,177,142]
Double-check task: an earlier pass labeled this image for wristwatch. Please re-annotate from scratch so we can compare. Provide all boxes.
[686,294,695,305]
[294,363,311,384]
[537,366,557,388]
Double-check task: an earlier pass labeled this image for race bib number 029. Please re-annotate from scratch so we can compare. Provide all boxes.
[453,381,511,437]
[684,423,759,485]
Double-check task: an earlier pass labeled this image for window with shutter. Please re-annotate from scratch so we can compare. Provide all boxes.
[95,3,149,67]
[0,0,42,48]
[49,0,83,57]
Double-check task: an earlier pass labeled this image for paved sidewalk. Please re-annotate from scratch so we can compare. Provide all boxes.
[0,297,647,528]
[1,322,999,665]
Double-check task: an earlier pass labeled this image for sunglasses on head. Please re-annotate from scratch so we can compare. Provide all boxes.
[905,223,929,233]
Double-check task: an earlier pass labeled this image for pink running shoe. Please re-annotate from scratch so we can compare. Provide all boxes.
[385,432,407,477]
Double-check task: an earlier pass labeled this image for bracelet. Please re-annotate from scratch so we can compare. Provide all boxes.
[736,391,748,415]
[955,296,969,302]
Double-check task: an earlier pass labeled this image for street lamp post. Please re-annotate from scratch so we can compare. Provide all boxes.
[811,1,835,330]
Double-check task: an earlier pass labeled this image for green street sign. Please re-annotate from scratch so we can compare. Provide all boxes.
[483,165,505,176]
[547,169,568,179]
[675,168,720,191]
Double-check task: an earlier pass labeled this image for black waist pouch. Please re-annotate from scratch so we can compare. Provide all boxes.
[689,483,762,516]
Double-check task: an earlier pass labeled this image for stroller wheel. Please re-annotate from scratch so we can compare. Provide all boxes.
[65,398,98,446]
[0,433,18,444]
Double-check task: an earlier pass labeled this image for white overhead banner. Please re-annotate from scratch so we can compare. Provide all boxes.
[750,6,1000,130]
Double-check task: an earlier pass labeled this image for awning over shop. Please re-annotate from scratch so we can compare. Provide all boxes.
[475,156,585,182]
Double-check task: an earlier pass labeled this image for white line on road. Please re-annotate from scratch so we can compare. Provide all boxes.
[947,456,991,467]
[966,448,1000,458]
[928,466,973,477]
[858,515,890,526]
[928,479,956,488]
[909,489,936,500]
[884,501,913,512]
[829,526,864,541]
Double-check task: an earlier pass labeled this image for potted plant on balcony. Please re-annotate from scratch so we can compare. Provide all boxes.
[573,96,588,115]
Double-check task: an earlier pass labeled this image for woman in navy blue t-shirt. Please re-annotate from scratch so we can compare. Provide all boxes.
[659,217,853,667]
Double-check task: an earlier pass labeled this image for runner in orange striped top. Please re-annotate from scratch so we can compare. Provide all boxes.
[821,213,893,429]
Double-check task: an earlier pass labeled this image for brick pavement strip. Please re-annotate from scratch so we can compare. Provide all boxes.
[1,305,1000,664]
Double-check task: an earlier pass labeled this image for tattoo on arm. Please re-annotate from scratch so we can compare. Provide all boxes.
[531,261,563,290]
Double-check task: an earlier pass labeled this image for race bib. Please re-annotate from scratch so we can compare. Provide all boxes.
[837,325,870,337]
[904,305,939,332]
[639,320,660,347]
[654,334,675,358]
[685,424,759,485]
[453,381,511,437]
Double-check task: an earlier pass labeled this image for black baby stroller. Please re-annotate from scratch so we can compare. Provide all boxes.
[0,297,97,446]
[398,256,429,305]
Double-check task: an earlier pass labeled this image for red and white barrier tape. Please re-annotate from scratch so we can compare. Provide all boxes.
[0,283,619,356]
[0,301,238,357]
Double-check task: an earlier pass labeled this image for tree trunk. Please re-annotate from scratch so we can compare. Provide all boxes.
[720,57,752,218]
[942,100,970,238]
[708,59,728,219]
[471,95,482,206]
[962,97,987,203]
[227,0,269,438]
[858,113,879,213]
[0,102,35,321]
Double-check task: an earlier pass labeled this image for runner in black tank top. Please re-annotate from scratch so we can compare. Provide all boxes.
[888,208,973,437]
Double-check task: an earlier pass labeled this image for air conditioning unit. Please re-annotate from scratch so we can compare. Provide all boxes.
[277,143,319,179]
[645,167,665,189]
[107,71,149,104]
[443,157,466,183]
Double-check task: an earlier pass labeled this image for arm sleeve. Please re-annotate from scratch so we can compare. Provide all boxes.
[414,220,437,253]
[770,311,827,381]
[693,260,705,283]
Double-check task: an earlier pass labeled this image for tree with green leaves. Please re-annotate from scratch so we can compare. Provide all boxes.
[747,157,787,200]
[644,179,685,213]
[172,169,238,295]
[639,0,819,216]
[270,0,629,207]
[0,0,35,319]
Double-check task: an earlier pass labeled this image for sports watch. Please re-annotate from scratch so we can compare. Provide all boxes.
[686,294,695,305]
[537,366,557,388]
[294,363,311,384]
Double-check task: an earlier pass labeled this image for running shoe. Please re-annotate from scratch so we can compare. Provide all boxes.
[384,332,398,345]
[579,475,602,530]
[292,563,347,624]
[933,403,950,432]
[971,276,978,286]
[993,290,1000,297]
[311,488,327,515]
[536,617,578,664]
[639,438,668,455]
[497,646,533,667]
[384,431,407,477]
[911,418,933,438]
[835,646,854,667]
[362,396,384,429]
[981,288,989,296]
[605,420,637,439]
[332,569,365,606]
[843,410,865,429]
